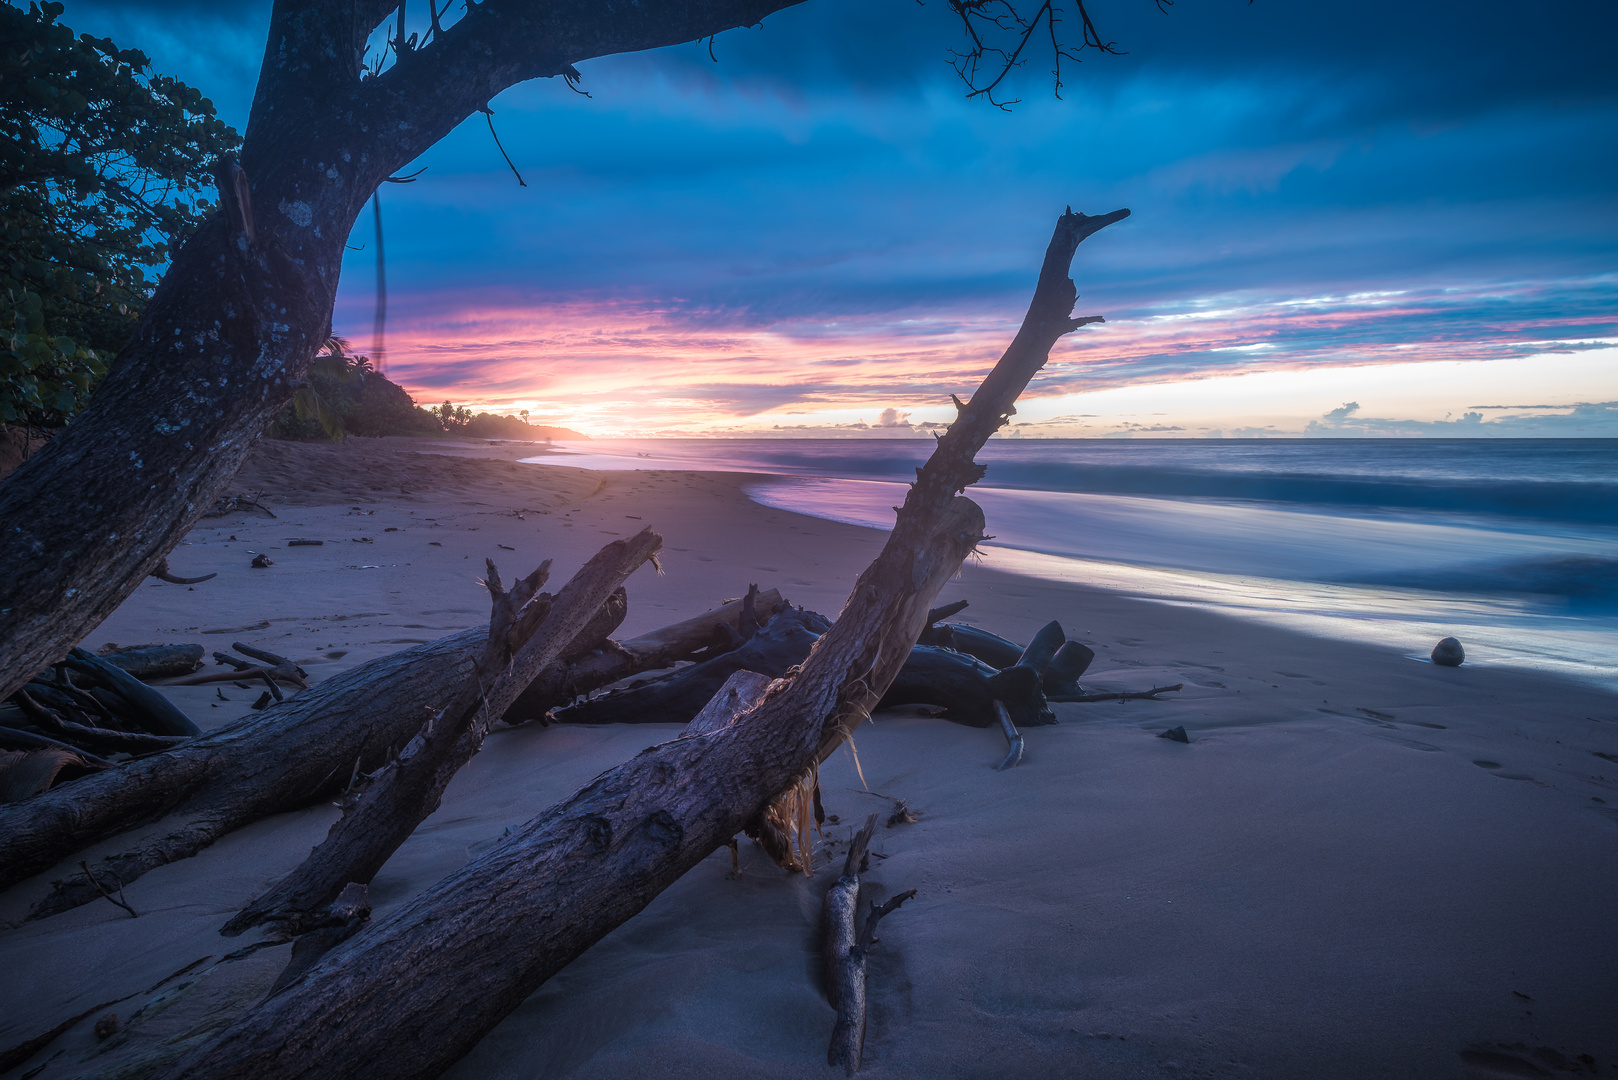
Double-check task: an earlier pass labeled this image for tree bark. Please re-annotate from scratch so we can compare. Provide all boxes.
[158,207,1126,1080]
[0,586,781,915]
[0,0,812,704]
[222,531,661,937]
[552,607,830,726]
[500,587,782,721]
[823,814,914,1074]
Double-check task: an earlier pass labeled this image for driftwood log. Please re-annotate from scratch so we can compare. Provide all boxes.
[823,814,914,1074]
[0,588,773,918]
[557,606,1078,731]
[61,649,200,736]
[94,643,207,680]
[501,588,782,721]
[552,607,831,726]
[223,531,662,937]
[157,206,1127,1080]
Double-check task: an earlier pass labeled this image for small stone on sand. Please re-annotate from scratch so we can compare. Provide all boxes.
[1158,725,1190,743]
[1431,637,1465,666]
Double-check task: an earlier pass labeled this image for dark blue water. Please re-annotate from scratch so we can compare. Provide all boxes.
[527,439,1618,685]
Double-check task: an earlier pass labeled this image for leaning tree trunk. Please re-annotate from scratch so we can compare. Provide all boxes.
[0,0,813,704]
[0,588,769,917]
[161,207,1127,1080]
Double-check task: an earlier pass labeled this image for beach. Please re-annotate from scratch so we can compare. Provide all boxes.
[3,436,1616,1080]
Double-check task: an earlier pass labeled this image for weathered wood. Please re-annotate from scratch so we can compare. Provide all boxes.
[62,649,201,737]
[8,694,188,756]
[158,208,1124,1080]
[934,623,1023,668]
[223,531,661,936]
[501,588,780,721]
[1,629,488,916]
[1067,683,1183,702]
[680,670,776,739]
[153,665,305,689]
[0,589,779,914]
[823,815,876,1055]
[264,884,371,998]
[95,644,206,680]
[824,815,913,1074]
[163,493,986,1080]
[0,726,115,769]
[1015,620,1065,671]
[1044,639,1095,698]
[993,700,1024,771]
[553,608,830,726]
[151,558,218,586]
[876,645,998,725]
[231,643,299,671]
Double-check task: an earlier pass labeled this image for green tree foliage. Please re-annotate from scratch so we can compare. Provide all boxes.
[268,340,442,441]
[0,1,240,425]
[268,352,579,442]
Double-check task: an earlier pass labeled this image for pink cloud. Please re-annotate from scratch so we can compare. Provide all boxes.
[338,277,1615,434]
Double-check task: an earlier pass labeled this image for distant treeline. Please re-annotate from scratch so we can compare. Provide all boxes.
[268,352,584,442]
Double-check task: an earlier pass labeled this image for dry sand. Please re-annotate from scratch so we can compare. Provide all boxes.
[3,437,1616,1080]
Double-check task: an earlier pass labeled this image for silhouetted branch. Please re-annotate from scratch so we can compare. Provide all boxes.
[946,0,1124,109]
[479,107,528,187]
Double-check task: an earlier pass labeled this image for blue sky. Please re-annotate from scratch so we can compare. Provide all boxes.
[55,0,1618,435]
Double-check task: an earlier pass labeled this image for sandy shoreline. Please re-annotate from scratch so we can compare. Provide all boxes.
[4,437,1616,1079]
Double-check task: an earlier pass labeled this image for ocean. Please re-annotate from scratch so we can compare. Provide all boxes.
[525,439,1618,689]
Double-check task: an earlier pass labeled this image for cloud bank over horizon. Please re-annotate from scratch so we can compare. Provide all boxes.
[55,0,1618,435]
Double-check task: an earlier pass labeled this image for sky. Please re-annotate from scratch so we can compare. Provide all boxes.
[54,0,1618,437]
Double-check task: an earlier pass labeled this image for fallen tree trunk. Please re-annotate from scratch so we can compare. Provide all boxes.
[159,206,1127,1080]
[552,607,830,726]
[501,588,782,721]
[0,588,779,915]
[223,531,661,937]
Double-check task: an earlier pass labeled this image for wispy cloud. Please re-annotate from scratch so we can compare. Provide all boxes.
[63,0,1618,437]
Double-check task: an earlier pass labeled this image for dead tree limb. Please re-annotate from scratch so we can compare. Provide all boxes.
[159,207,1126,1080]
[8,694,188,756]
[154,666,305,689]
[552,608,830,726]
[94,644,206,680]
[151,558,218,585]
[680,670,776,739]
[993,701,1024,771]
[0,589,774,915]
[62,649,200,736]
[79,859,137,918]
[823,814,875,1072]
[0,728,115,769]
[223,531,661,937]
[501,588,782,721]
[1065,683,1182,702]
[825,812,914,1075]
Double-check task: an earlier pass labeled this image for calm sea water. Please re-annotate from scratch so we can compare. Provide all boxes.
[526,439,1618,688]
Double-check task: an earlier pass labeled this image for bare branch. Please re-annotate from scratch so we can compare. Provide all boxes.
[945,0,1125,109]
